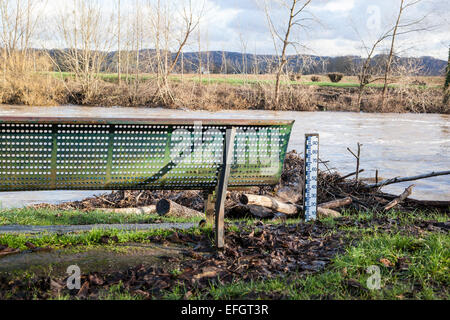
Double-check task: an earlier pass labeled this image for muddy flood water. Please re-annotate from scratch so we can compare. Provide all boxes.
[0,105,448,208]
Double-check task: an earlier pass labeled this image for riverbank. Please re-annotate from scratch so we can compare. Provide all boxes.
[0,210,448,300]
[0,151,448,300]
[0,73,448,114]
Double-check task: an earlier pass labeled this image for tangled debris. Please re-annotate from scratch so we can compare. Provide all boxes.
[32,151,449,217]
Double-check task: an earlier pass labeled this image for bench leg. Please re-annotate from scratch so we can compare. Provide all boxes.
[215,127,236,249]
[203,190,215,225]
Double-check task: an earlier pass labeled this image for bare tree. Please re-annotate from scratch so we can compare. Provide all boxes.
[445,46,449,105]
[117,0,121,84]
[0,0,44,76]
[55,0,114,100]
[352,27,392,108]
[380,0,429,108]
[263,0,313,103]
[147,0,204,103]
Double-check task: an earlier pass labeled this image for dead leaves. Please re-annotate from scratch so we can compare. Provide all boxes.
[100,235,119,244]
[379,257,411,271]
[0,244,20,257]
[77,281,90,298]
[0,221,346,300]
[379,258,394,268]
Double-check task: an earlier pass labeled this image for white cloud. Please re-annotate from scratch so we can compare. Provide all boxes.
[17,0,450,60]
[314,0,355,12]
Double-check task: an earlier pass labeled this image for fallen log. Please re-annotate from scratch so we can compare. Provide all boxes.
[249,205,274,218]
[365,170,450,189]
[156,200,204,218]
[377,193,450,209]
[384,185,415,211]
[239,194,299,215]
[98,205,156,215]
[319,197,352,210]
[275,185,303,203]
[0,246,20,257]
[317,207,341,218]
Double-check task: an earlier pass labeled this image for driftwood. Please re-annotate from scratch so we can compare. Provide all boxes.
[319,197,352,209]
[275,185,303,203]
[317,207,341,218]
[156,200,204,218]
[98,206,156,215]
[338,170,364,182]
[347,143,362,181]
[315,198,351,219]
[383,185,415,211]
[0,247,20,257]
[240,194,299,215]
[366,170,450,189]
[240,194,352,219]
[249,205,275,218]
[376,192,450,209]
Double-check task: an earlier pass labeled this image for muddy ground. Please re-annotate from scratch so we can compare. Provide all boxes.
[0,214,448,300]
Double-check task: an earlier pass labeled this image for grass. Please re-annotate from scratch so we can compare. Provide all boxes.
[159,210,449,300]
[0,208,448,300]
[0,225,213,251]
[162,231,449,300]
[43,71,443,89]
[0,208,203,226]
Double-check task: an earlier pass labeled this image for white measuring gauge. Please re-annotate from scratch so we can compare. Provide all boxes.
[304,134,319,221]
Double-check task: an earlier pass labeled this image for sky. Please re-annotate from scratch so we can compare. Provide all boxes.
[32,0,450,60]
[201,0,449,60]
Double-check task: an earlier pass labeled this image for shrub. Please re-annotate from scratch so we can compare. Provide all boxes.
[311,76,320,82]
[327,73,344,83]
[289,74,301,81]
[358,74,372,85]
[411,79,426,86]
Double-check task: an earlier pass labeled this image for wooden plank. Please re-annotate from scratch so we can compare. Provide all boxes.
[215,127,236,249]
[203,190,216,225]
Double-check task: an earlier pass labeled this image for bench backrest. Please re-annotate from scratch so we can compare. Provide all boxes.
[0,117,294,192]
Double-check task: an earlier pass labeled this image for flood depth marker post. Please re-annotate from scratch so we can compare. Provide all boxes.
[304,134,319,221]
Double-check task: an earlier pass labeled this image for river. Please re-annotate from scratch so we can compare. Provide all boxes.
[0,105,448,208]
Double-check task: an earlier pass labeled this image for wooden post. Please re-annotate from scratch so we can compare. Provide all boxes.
[215,127,236,249]
[203,190,215,225]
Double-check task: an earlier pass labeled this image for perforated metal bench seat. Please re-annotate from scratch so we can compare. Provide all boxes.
[0,116,294,247]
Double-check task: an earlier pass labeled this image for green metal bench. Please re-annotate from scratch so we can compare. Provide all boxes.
[0,116,294,247]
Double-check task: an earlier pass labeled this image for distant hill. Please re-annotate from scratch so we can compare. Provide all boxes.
[47,49,447,76]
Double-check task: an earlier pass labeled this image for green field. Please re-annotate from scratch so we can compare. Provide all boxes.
[43,71,443,89]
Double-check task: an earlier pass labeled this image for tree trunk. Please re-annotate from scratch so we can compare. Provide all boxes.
[98,206,156,214]
[156,199,204,218]
[319,197,352,210]
[317,207,341,219]
[381,0,404,109]
[240,194,299,215]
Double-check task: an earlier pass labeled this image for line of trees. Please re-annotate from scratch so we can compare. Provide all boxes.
[0,0,447,108]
